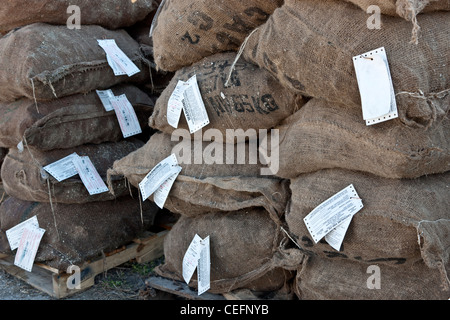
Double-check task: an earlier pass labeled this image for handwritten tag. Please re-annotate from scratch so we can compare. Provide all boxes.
[110,94,142,138]
[98,39,140,77]
[6,216,39,251]
[182,75,210,133]
[72,156,109,195]
[43,153,79,182]
[14,225,46,272]
[153,166,182,209]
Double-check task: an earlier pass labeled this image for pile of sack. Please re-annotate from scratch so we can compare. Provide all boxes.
[0,0,447,300]
[0,0,165,271]
[110,0,450,299]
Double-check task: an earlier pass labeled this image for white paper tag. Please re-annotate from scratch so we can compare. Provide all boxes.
[14,225,45,272]
[96,89,115,111]
[353,47,398,125]
[72,156,109,195]
[303,184,363,244]
[138,154,179,201]
[197,236,210,296]
[324,215,353,251]
[167,80,190,128]
[153,166,182,209]
[110,94,142,138]
[98,39,140,77]
[17,141,24,153]
[182,234,204,285]
[43,153,79,182]
[6,216,39,251]
[182,75,210,133]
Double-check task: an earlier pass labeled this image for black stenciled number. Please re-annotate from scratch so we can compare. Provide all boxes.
[181,31,200,44]
[187,11,213,31]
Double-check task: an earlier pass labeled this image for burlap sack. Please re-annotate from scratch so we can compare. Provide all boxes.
[154,208,304,294]
[1,139,144,204]
[261,98,450,179]
[0,23,149,102]
[108,132,288,221]
[0,0,159,34]
[295,256,449,300]
[0,196,159,271]
[149,52,303,142]
[242,0,449,129]
[286,169,450,287]
[346,0,449,16]
[151,0,283,72]
[0,84,154,151]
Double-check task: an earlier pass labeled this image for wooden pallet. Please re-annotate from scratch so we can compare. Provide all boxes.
[0,226,170,299]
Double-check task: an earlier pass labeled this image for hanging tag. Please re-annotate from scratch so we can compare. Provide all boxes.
[182,234,204,285]
[98,39,140,77]
[167,80,190,128]
[138,154,180,201]
[182,75,210,133]
[96,89,115,111]
[72,155,109,195]
[14,225,46,272]
[6,216,39,251]
[17,141,24,153]
[303,184,363,245]
[110,94,142,138]
[153,166,182,209]
[324,215,353,251]
[197,236,210,295]
[43,153,79,182]
[353,47,398,125]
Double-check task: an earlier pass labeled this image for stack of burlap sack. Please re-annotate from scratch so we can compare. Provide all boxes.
[0,0,165,271]
[109,0,449,299]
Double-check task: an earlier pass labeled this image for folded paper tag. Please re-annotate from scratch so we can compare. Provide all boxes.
[6,215,39,251]
[14,225,46,272]
[182,75,210,133]
[110,94,142,138]
[43,153,79,182]
[182,234,210,295]
[96,89,115,111]
[139,154,180,201]
[98,39,140,77]
[353,47,398,125]
[153,166,182,209]
[72,155,109,195]
[303,184,363,248]
[167,80,190,128]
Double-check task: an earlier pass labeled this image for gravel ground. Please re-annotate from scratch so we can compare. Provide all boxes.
[0,258,178,300]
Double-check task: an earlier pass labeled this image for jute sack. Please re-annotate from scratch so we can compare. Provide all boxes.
[0,0,159,34]
[261,98,450,179]
[149,52,303,142]
[0,23,149,102]
[108,132,289,221]
[242,0,450,129]
[295,256,449,300]
[286,169,450,287]
[0,84,154,151]
[0,196,159,271]
[154,208,304,294]
[1,139,144,204]
[151,0,283,72]
[344,0,450,43]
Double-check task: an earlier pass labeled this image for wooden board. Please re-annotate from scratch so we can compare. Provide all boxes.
[0,228,169,299]
[145,276,226,300]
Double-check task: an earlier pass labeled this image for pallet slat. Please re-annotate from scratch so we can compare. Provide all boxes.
[0,228,169,299]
